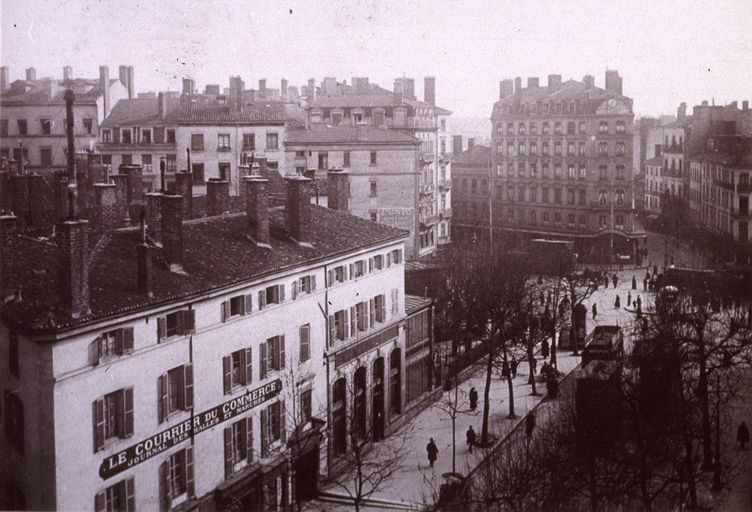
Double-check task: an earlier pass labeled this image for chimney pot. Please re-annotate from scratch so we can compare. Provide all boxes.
[99,65,111,116]
[25,67,37,81]
[327,169,350,211]
[158,92,168,119]
[206,179,229,216]
[145,192,163,241]
[160,194,184,271]
[285,176,312,245]
[63,65,73,81]
[514,77,522,93]
[244,176,271,248]
[57,219,90,319]
[92,183,120,232]
[182,78,195,94]
[174,171,193,218]
[743,100,749,111]
[527,77,539,89]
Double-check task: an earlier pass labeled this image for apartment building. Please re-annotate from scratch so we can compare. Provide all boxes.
[0,65,129,170]
[450,142,491,242]
[489,71,646,263]
[0,166,437,510]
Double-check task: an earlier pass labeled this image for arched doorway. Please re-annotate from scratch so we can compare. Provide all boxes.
[332,378,347,456]
[353,367,367,440]
[372,358,385,441]
[390,348,402,417]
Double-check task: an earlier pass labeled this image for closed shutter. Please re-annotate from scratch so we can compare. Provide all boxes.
[329,315,336,343]
[258,290,266,310]
[279,336,286,370]
[244,294,253,314]
[369,257,373,272]
[185,446,195,497]
[245,417,254,462]
[349,263,354,279]
[115,329,125,355]
[183,310,196,334]
[157,317,166,342]
[122,327,134,354]
[221,301,230,322]
[291,280,298,300]
[158,374,167,423]
[369,299,376,327]
[245,348,253,384]
[260,408,269,456]
[279,400,287,443]
[90,337,102,366]
[94,491,105,512]
[380,297,386,323]
[125,477,135,512]
[278,284,285,302]
[159,459,169,511]
[224,426,233,479]
[311,275,316,291]
[387,252,392,266]
[350,307,356,337]
[93,398,105,452]
[222,355,232,395]
[183,364,194,409]
[260,342,268,379]
[123,387,134,437]
[327,269,333,286]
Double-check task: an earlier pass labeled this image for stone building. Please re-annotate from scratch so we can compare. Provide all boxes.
[449,142,492,242]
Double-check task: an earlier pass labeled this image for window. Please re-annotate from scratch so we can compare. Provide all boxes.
[370,181,377,197]
[141,129,152,144]
[121,154,132,165]
[507,123,514,135]
[300,389,312,423]
[530,163,538,177]
[317,152,328,171]
[530,142,537,155]
[370,151,377,165]
[223,348,253,394]
[80,117,94,135]
[529,186,537,202]
[369,254,384,272]
[518,142,526,156]
[599,190,607,206]
[0,119,7,137]
[350,260,366,279]
[218,133,231,150]
[166,129,176,144]
[567,122,575,135]
[93,388,134,451]
[355,301,368,332]
[599,165,608,179]
[579,189,586,206]
[4,391,23,452]
[141,154,152,173]
[40,119,52,135]
[373,294,386,324]
[40,147,52,167]
[598,143,608,156]
[615,142,625,156]
[567,188,575,205]
[530,122,537,135]
[96,326,135,363]
[542,187,550,203]
[388,248,403,265]
[578,121,586,134]
[102,155,112,174]
[554,122,562,135]
[542,122,550,135]
[17,119,27,135]
[95,478,135,512]
[599,215,607,227]
[102,129,111,142]
[599,121,609,134]
[191,133,204,151]
[554,188,562,204]
[258,284,285,309]
[616,190,625,206]
[122,129,132,144]
[616,121,626,134]
[260,335,286,378]
[555,164,562,179]
[330,309,348,342]
[329,265,347,285]
[224,416,253,478]
[158,364,194,422]
[219,162,231,181]
[518,186,525,202]
[616,165,625,179]
[190,163,205,185]
[166,154,177,172]
[261,400,285,456]
[266,133,279,150]
[554,212,562,223]
[568,165,575,179]
[241,133,256,151]
[542,142,549,156]
[579,142,586,157]
[299,324,310,362]
[616,215,624,229]
[554,142,562,156]
[153,127,165,143]
[157,309,196,342]
[160,447,194,505]
[507,142,514,156]
[543,212,549,223]
[518,123,526,135]
[221,294,253,322]
[568,214,575,226]
[291,274,316,299]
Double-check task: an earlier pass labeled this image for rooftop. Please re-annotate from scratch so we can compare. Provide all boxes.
[286,125,421,145]
[493,78,633,115]
[100,97,180,128]
[166,94,295,125]
[646,156,663,166]
[404,294,433,315]
[308,83,452,115]
[452,145,491,165]
[0,78,118,106]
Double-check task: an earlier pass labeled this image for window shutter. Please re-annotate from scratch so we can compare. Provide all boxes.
[369,257,373,272]
[387,252,392,266]
[380,297,386,323]
[311,275,316,291]
[328,315,336,344]
[279,336,286,369]
[369,299,376,328]
[279,399,287,443]
[258,290,266,310]
[279,284,285,302]
[222,355,232,395]
[246,417,254,462]
[244,294,253,314]
[260,342,268,379]
[95,491,105,512]
[245,348,253,384]
[185,446,195,497]
[327,270,333,286]
[159,459,169,511]
[291,281,298,300]
[221,301,230,322]
[260,408,269,456]
[183,310,196,334]
[124,387,134,437]
[115,329,125,356]
[158,374,167,423]
[183,364,194,409]
[350,307,356,337]
[223,426,233,479]
[90,337,101,366]
[157,317,166,342]
[349,263,354,279]
[122,327,134,354]
[125,478,136,512]
[93,398,105,452]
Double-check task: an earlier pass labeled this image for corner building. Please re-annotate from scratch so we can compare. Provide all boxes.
[490,71,646,262]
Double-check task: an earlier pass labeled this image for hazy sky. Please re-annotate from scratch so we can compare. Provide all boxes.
[2,0,751,118]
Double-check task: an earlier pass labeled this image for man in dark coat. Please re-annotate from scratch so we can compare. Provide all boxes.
[612,274,618,288]
[466,426,477,453]
[469,387,478,411]
[426,438,439,467]
[525,412,536,438]
[632,275,637,289]
[510,358,519,378]
[738,422,750,450]
[592,303,598,319]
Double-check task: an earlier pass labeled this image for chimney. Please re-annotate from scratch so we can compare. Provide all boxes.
[145,192,162,241]
[527,77,539,89]
[605,70,622,95]
[127,65,135,100]
[174,171,193,218]
[0,67,9,92]
[25,67,37,81]
[160,194,183,271]
[158,92,168,119]
[327,169,350,211]
[499,79,514,99]
[468,138,476,150]
[677,102,687,122]
[119,164,143,206]
[404,78,415,100]
[257,156,269,180]
[0,214,18,301]
[281,78,288,98]
[206,179,229,216]
[92,183,120,231]
[136,212,152,297]
[424,76,436,106]
[119,65,128,89]
[53,171,69,222]
[204,84,220,95]
[743,101,749,111]
[701,100,709,107]
[307,78,315,99]
[285,176,312,246]
[110,174,130,224]
[57,219,90,319]
[582,75,594,89]
[514,77,522,93]
[244,176,271,248]
[182,78,195,94]
[259,79,267,97]
[730,101,738,109]
[452,135,463,155]
[99,65,111,116]
[547,74,562,92]
[63,65,73,82]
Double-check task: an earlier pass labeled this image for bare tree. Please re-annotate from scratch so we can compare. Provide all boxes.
[434,377,473,474]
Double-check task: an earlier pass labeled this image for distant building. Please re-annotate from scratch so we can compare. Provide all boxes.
[449,142,491,242]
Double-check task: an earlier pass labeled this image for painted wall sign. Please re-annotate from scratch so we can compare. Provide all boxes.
[99,379,282,480]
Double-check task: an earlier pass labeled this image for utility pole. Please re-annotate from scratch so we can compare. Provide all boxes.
[64,89,77,220]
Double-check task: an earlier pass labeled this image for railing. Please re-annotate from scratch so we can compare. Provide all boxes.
[98,141,176,148]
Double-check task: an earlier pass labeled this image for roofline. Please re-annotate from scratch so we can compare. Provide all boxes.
[284,139,422,147]
[171,120,288,126]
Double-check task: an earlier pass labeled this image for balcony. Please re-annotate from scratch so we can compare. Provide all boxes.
[420,151,435,164]
[98,140,176,150]
[419,183,434,196]
[731,208,751,219]
[664,144,684,154]
[438,179,451,190]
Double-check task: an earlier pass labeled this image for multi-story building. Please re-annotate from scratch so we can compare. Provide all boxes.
[305,76,453,256]
[449,141,491,242]
[644,156,664,214]
[489,71,646,262]
[0,65,129,170]
[0,167,434,510]
[284,125,423,258]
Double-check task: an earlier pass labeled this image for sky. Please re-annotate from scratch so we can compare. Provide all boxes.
[1,0,751,118]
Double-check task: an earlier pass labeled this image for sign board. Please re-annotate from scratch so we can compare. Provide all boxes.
[378,207,414,232]
[99,379,282,480]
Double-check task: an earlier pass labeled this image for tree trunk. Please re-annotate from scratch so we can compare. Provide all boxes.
[481,347,494,445]
[698,359,713,469]
[527,342,538,396]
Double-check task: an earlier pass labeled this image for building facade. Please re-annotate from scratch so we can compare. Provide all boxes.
[450,143,491,242]
[489,71,646,262]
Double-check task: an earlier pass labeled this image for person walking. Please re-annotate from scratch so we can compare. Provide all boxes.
[525,412,536,438]
[510,359,518,378]
[627,291,632,307]
[469,387,478,411]
[632,275,637,290]
[636,295,642,309]
[466,426,477,453]
[612,273,618,288]
[614,294,621,309]
[426,438,439,467]
[738,422,750,450]
[592,303,598,319]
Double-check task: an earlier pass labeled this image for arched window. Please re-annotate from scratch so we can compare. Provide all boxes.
[332,378,347,456]
[353,368,367,440]
[390,349,402,416]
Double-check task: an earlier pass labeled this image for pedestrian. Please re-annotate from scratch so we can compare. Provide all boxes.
[614,294,620,309]
[632,275,637,290]
[469,387,478,411]
[636,295,642,309]
[426,438,439,467]
[653,264,658,276]
[612,274,618,288]
[738,422,750,450]
[502,360,510,378]
[541,339,549,359]
[592,303,598,319]
[646,271,651,281]
[530,357,537,377]
[466,426,477,453]
[540,360,549,376]
[525,412,536,438]
[627,291,632,307]
[510,358,518,378]
[643,277,648,291]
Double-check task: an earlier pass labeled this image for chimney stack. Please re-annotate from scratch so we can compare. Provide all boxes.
[92,183,120,231]
[119,164,144,206]
[0,67,9,92]
[468,138,476,150]
[259,79,267,97]
[99,65,111,116]
[160,194,183,271]
[0,214,18,302]
[285,176,312,246]
[206,179,229,216]
[53,170,69,222]
[127,66,135,100]
[499,79,514,99]
[582,75,594,89]
[743,101,749,111]
[158,92,168,119]
[527,77,539,89]
[327,169,350,211]
[63,65,73,82]
[244,176,271,248]
[182,78,195,94]
[204,84,220,95]
[307,78,315,99]
[25,67,37,81]
[678,102,687,122]
[111,174,130,224]
[57,219,90,319]
[605,70,623,95]
[514,77,522,93]
[452,135,463,155]
[144,192,163,241]
[119,65,128,90]
[174,171,193,218]
[281,78,288,98]
[136,212,152,297]
[547,74,562,92]
[424,76,436,106]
